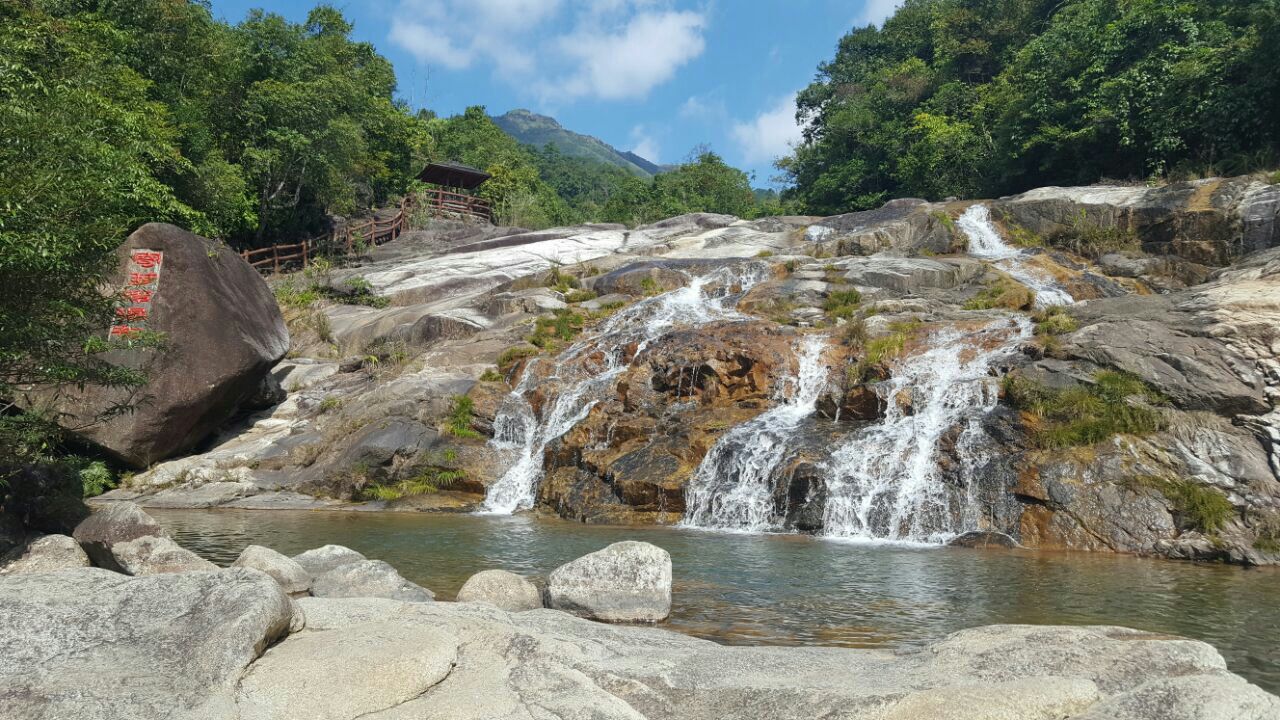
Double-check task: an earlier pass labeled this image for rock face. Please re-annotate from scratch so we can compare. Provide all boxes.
[547,541,672,622]
[292,544,368,577]
[0,567,291,720]
[235,621,457,720]
[311,559,435,602]
[0,534,90,574]
[455,569,542,611]
[72,501,167,569]
[50,223,289,468]
[234,544,312,595]
[110,534,218,575]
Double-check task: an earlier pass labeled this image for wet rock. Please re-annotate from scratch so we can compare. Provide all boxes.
[72,501,167,570]
[0,534,90,575]
[233,545,312,595]
[0,567,291,720]
[311,559,434,602]
[291,544,368,577]
[586,260,694,295]
[547,541,672,622]
[481,288,566,316]
[43,223,289,468]
[948,530,1021,549]
[836,255,984,292]
[234,621,457,720]
[455,569,543,611]
[111,535,218,575]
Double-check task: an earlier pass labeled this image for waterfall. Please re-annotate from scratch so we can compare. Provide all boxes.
[958,205,1076,307]
[479,263,772,515]
[821,318,1032,543]
[682,335,830,531]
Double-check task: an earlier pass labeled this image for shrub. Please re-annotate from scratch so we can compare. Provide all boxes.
[964,277,1035,311]
[1052,211,1141,258]
[274,280,320,309]
[1129,476,1234,535]
[497,345,539,371]
[360,451,466,501]
[528,309,585,348]
[318,396,343,413]
[77,460,116,498]
[563,289,597,304]
[545,267,580,293]
[1003,370,1165,448]
[823,288,863,320]
[1033,306,1077,335]
[755,250,774,258]
[341,276,389,308]
[445,395,481,439]
[1252,511,1280,553]
[479,368,503,382]
[639,277,661,296]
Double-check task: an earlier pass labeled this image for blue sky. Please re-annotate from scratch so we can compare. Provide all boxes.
[208,1,904,186]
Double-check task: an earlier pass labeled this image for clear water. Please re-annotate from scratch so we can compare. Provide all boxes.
[156,509,1280,694]
[682,334,829,531]
[823,318,1030,542]
[482,263,771,514]
[959,204,1076,307]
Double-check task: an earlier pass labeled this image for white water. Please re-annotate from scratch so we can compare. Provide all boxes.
[681,335,830,531]
[822,318,1032,543]
[959,204,1076,307]
[480,263,772,514]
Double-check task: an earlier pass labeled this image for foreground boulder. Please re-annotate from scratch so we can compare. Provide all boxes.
[111,535,218,575]
[286,598,1279,720]
[311,559,434,602]
[547,541,672,622]
[72,501,166,569]
[44,223,289,468]
[292,544,367,577]
[455,569,542,611]
[0,534,89,575]
[0,567,291,720]
[234,544,312,595]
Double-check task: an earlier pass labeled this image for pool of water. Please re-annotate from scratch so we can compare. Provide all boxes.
[156,508,1280,693]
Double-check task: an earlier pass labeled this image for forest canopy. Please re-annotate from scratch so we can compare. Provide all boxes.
[781,0,1280,214]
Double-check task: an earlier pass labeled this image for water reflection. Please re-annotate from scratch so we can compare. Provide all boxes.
[155,508,1280,693]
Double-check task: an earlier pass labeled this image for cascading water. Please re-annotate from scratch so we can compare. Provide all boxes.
[821,318,1032,543]
[480,263,771,514]
[959,204,1076,307]
[681,335,830,531]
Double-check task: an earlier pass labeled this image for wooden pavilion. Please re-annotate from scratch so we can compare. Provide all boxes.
[415,161,493,223]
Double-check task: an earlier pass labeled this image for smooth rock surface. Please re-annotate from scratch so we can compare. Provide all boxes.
[72,501,167,569]
[234,544,312,595]
[110,534,219,575]
[0,567,292,720]
[547,541,672,622]
[235,621,457,720]
[454,569,542,611]
[312,559,435,602]
[0,534,90,574]
[292,543,368,577]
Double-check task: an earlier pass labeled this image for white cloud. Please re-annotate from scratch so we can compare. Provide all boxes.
[389,0,706,103]
[731,93,803,165]
[629,125,660,162]
[679,93,725,121]
[856,0,904,27]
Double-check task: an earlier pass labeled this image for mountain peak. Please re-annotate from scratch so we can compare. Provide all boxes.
[493,109,658,178]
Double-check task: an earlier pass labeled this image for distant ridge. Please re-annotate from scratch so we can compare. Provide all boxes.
[494,109,664,178]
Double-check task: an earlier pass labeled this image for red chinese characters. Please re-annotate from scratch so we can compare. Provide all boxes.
[110,249,164,340]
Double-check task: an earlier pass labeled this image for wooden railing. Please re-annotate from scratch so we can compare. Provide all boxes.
[240,190,492,274]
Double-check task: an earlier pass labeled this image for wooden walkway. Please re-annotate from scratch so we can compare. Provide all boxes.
[241,188,492,274]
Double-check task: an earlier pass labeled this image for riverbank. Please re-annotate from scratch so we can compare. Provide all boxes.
[3,503,1278,720]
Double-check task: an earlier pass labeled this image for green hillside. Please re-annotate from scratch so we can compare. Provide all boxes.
[494,109,659,178]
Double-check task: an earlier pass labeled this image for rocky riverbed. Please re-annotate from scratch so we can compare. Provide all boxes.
[3,503,1277,720]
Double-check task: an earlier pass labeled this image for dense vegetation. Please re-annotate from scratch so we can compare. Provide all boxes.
[783,0,1280,214]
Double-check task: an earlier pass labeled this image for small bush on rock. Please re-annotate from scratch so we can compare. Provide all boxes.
[1033,306,1077,335]
[1003,370,1165,448]
[445,396,481,439]
[1129,476,1235,535]
[964,277,1035,311]
[823,288,862,320]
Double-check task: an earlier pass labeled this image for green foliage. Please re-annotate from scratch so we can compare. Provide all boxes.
[339,276,389,308]
[563,289,597,304]
[1033,306,1077,336]
[360,450,465,501]
[1052,212,1141,259]
[784,0,1280,212]
[76,459,116,498]
[318,396,343,413]
[479,368,504,382]
[444,395,481,439]
[823,288,863,320]
[756,250,774,258]
[1004,370,1166,448]
[964,277,1035,311]
[1252,511,1280,553]
[1130,476,1235,535]
[528,309,585,348]
[497,345,539,371]
[639,277,661,296]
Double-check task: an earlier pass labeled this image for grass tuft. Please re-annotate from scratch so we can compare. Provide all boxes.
[965,277,1035,311]
[445,395,481,439]
[1004,370,1165,448]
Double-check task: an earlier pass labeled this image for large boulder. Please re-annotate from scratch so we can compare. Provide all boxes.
[547,541,672,622]
[72,501,167,569]
[234,621,457,720]
[311,559,434,602]
[234,544,312,595]
[0,567,292,720]
[47,223,289,468]
[291,544,367,577]
[111,535,218,576]
[455,569,542,611]
[0,534,90,575]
